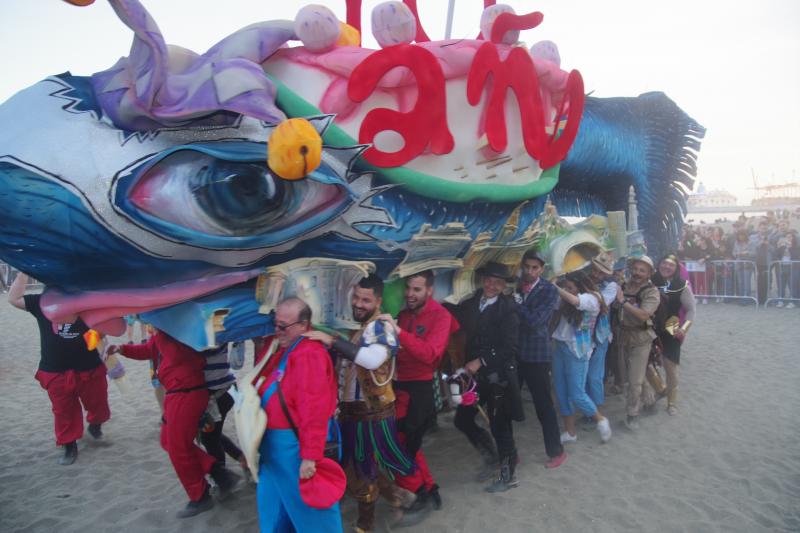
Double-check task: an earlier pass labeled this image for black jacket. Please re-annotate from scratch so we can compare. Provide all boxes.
[455,290,520,374]
[454,290,524,421]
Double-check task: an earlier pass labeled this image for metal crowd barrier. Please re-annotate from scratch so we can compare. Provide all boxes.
[765,260,800,308]
[686,259,759,307]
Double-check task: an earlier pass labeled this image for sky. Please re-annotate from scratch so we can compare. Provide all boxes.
[1,0,798,204]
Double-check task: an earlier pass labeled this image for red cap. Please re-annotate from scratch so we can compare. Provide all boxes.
[299,458,346,509]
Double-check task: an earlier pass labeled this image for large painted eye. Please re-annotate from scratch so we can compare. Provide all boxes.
[120,144,350,247]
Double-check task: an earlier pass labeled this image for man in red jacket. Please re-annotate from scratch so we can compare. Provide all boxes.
[378,270,458,513]
[254,297,342,532]
[107,332,238,518]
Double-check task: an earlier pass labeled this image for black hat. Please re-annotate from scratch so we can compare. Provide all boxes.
[522,249,546,266]
[476,262,516,282]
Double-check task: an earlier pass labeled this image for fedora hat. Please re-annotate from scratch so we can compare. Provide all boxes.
[591,251,615,275]
[476,261,515,282]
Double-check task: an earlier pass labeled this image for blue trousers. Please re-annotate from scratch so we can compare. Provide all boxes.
[586,339,609,406]
[552,340,597,417]
[257,429,342,533]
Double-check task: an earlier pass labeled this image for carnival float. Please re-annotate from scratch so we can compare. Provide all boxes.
[0,0,704,349]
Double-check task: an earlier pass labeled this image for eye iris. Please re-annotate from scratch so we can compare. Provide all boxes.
[192,161,289,234]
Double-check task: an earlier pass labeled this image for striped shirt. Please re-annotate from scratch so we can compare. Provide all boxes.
[203,344,236,390]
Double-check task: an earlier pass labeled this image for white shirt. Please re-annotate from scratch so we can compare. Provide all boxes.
[551,292,601,349]
[479,295,498,312]
[600,280,618,307]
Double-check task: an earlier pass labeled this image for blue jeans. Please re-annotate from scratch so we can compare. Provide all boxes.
[586,339,609,406]
[552,340,597,417]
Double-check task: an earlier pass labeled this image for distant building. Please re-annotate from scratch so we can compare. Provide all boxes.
[688,183,737,208]
[750,182,800,207]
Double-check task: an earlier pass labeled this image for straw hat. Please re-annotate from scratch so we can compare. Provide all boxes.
[628,255,655,272]
[591,251,615,275]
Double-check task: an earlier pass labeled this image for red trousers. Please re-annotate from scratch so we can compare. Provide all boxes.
[35,366,110,446]
[393,390,435,493]
[395,447,435,493]
[160,389,216,501]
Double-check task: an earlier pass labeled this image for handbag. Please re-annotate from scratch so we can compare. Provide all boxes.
[231,340,277,481]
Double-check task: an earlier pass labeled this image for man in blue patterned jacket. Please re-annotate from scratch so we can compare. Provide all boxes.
[515,250,566,468]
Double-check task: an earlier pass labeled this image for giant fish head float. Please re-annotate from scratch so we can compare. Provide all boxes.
[0,0,704,348]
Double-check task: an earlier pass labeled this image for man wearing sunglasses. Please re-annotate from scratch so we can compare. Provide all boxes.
[253,298,342,532]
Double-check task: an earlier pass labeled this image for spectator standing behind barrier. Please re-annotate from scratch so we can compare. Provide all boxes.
[751,220,775,305]
[774,230,800,308]
[709,226,733,299]
[8,273,110,465]
[733,229,755,303]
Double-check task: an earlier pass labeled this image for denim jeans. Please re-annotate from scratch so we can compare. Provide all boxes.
[552,340,597,417]
[586,339,609,406]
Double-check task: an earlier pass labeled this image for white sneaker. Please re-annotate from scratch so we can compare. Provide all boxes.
[776,301,785,308]
[787,302,796,309]
[560,432,577,444]
[596,418,612,443]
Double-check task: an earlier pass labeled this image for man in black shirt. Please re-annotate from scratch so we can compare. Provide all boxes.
[8,273,110,465]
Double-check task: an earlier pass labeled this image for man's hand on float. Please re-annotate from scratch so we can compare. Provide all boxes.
[302,330,334,348]
[105,344,120,356]
[465,358,482,375]
[299,459,316,479]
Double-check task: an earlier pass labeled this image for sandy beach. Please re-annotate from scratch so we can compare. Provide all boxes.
[1,302,798,533]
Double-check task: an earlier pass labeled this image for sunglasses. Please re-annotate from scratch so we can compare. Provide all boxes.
[275,320,305,332]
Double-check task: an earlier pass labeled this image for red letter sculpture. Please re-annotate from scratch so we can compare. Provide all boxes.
[348,44,454,167]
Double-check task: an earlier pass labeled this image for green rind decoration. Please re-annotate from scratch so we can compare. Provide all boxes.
[380,277,405,317]
[270,75,560,203]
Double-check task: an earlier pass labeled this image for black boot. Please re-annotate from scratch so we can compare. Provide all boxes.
[403,486,430,514]
[485,455,518,493]
[87,423,103,440]
[210,461,241,501]
[356,499,377,532]
[428,484,442,510]
[58,441,78,465]
[176,487,214,518]
[473,430,499,481]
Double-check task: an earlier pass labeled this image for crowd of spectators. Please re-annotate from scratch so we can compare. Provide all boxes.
[678,210,800,307]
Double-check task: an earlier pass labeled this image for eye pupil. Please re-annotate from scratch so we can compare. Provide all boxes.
[300,145,309,156]
[191,160,288,234]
